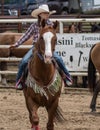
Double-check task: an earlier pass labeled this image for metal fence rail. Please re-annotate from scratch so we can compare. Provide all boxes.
[0,18,100,33]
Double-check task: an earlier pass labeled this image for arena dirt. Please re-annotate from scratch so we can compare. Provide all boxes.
[0,87,100,130]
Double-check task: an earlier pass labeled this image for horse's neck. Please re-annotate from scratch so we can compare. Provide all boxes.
[30,54,55,85]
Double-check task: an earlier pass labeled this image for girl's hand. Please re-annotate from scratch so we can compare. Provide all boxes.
[9,44,16,50]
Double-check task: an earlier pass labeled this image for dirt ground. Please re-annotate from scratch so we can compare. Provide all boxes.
[0,87,100,130]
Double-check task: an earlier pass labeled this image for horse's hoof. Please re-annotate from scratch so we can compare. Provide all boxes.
[31,128,35,130]
[31,125,40,130]
[91,109,96,113]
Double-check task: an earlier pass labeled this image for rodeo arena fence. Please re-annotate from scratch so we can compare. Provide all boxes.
[0,17,100,88]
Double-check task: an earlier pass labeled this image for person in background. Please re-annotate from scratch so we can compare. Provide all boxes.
[10,4,72,90]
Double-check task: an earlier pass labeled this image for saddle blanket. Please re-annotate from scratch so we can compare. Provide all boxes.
[25,70,62,100]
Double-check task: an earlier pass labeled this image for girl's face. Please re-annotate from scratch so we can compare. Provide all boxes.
[39,12,50,20]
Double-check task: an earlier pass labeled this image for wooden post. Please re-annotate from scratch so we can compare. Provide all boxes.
[18,9,22,33]
[1,0,4,15]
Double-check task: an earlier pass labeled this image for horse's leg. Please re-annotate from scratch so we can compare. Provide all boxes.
[26,105,40,130]
[46,98,59,130]
[30,101,40,130]
[90,80,100,112]
[23,89,39,130]
[0,62,8,86]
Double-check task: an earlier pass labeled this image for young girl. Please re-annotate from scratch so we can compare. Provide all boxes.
[10,4,72,90]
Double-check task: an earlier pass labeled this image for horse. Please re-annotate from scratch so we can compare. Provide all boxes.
[88,42,100,112]
[22,20,64,130]
[0,31,32,85]
[0,31,33,57]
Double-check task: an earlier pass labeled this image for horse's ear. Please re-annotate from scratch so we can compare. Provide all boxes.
[53,21,59,30]
[41,19,46,28]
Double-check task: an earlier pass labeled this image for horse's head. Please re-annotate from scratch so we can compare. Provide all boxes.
[35,20,58,64]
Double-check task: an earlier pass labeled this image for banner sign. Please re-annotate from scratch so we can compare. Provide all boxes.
[56,33,100,72]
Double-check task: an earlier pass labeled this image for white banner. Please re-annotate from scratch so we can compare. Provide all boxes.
[56,33,100,72]
[94,0,100,5]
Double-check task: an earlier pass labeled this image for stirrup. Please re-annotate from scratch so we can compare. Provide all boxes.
[15,78,23,90]
[16,83,23,90]
[64,80,72,87]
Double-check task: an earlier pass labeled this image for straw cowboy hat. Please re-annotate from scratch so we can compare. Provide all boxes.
[31,4,56,17]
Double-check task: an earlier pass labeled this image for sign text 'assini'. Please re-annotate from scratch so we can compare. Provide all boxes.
[57,37,73,45]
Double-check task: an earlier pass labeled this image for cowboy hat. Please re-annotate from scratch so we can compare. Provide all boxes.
[31,4,56,17]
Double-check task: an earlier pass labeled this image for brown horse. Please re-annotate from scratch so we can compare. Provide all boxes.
[22,20,64,130]
[0,31,32,57]
[88,42,100,112]
[0,31,32,85]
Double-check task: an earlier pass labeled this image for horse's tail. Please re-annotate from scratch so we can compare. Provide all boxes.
[55,106,65,123]
[88,44,96,92]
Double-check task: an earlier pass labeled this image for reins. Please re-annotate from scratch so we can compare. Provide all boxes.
[37,52,44,60]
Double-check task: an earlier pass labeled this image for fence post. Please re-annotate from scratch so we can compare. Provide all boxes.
[18,10,22,33]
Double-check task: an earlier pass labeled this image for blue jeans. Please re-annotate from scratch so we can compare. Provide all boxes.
[16,47,33,82]
[16,46,71,83]
[53,51,71,78]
